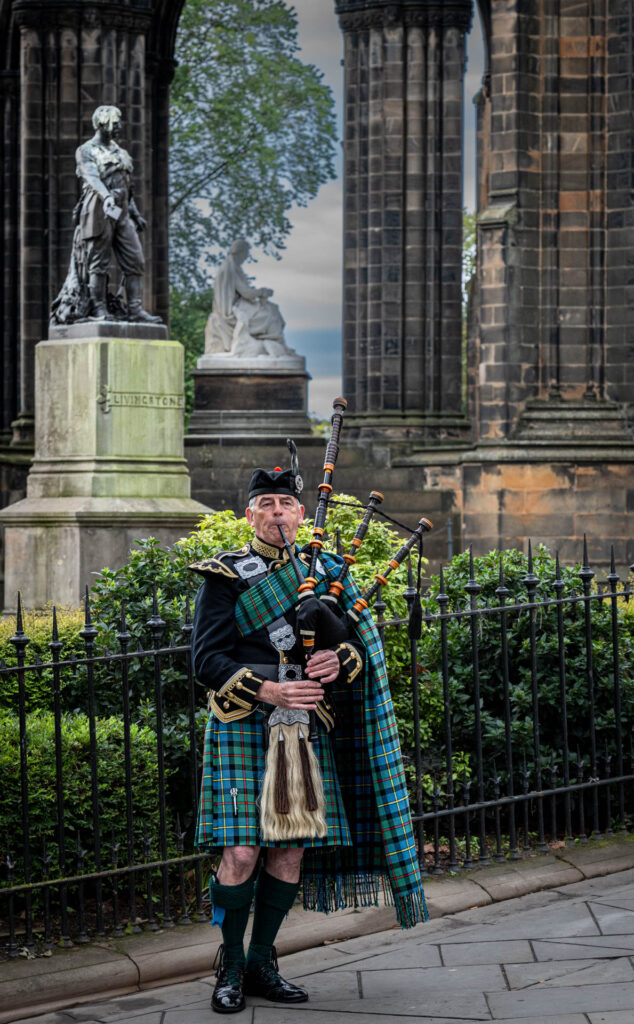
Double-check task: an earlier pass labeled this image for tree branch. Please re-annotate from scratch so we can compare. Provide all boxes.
[169,125,260,216]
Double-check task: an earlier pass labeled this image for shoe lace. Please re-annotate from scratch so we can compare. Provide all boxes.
[257,946,280,983]
[213,943,244,985]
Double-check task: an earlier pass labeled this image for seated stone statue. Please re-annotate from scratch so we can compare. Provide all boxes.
[205,239,292,358]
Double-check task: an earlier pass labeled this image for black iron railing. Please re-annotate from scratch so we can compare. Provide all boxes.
[1,538,633,955]
[1,589,208,956]
[373,540,634,875]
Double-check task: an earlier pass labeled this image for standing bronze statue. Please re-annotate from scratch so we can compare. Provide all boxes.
[51,105,161,325]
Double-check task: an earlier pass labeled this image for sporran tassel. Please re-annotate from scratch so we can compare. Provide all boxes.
[274,727,290,814]
[298,726,318,811]
[260,719,327,841]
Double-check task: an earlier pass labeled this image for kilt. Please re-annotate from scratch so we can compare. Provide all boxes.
[195,708,352,849]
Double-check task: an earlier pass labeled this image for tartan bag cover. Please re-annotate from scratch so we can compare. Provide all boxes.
[234,554,427,929]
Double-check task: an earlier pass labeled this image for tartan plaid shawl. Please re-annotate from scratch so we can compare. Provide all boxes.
[235,553,427,929]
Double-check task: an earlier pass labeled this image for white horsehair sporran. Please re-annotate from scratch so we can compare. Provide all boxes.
[259,707,327,841]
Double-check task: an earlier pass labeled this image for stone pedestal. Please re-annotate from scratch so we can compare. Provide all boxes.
[188,352,312,438]
[1,324,208,609]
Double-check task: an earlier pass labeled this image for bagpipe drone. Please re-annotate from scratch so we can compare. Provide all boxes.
[259,398,433,841]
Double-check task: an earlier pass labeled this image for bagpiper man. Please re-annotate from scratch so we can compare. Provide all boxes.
[191,461,427,1014]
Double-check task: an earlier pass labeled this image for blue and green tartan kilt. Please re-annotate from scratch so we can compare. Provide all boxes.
[195,709,352,850]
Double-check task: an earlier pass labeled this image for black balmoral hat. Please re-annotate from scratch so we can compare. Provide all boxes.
[248,467,303,500]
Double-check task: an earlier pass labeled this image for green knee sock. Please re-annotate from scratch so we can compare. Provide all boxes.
[210,875,255,966]
[246,870,300,967]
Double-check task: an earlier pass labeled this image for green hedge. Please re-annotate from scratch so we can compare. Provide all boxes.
[416,547,634,773]
[0,608,85,713]
[0,710,161,877]
[4,508,632,813]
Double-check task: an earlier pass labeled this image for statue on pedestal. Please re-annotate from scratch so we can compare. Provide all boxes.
[51,105,161,325]
[205,239,293,359]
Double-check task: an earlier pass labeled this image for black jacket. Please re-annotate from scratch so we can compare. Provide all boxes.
[190,538,364,726]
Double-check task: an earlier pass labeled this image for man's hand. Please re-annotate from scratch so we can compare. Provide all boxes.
[258,678,324,710]
[103,194,120,220]
[133,214,147,233]
[306,650,340,684]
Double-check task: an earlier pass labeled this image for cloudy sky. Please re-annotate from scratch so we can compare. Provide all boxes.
[250,2,486,417]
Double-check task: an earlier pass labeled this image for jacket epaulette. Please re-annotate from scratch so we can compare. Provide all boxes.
[189,546,251,580]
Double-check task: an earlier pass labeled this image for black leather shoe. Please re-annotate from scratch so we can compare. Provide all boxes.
[211,945,246,1014]
[244,946,308,1003]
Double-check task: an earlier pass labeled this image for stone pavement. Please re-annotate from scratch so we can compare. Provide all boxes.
[11,867,634,1024]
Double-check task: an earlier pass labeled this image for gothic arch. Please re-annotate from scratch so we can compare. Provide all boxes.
[474,0,491,72]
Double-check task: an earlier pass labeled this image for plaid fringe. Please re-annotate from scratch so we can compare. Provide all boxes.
[301,871,427,929]
[394,889,429,929]
[235,551,428,929]
[302,871,381,915]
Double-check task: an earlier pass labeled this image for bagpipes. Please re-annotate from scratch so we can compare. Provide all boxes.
[259,399,347,841]
[260,398,433,841]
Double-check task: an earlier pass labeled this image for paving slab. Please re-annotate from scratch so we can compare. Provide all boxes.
[326,943,442,971]
[428,891,567,937]
[488,981,634,1019]
[588,1013,634,1023]
[267,943,352,979]
[446,899,599,941]
[349,964,502,1017]
[63,980,214,1021]
[440,939,534,966]
[8,1016,78,1024]
[591,896,634,910]
[252,1013,460,1024]
[285,968,359,1002]
[486,1018,588,1024]
[354,992,493,1019]
[588,901,634,934]
[360,963,507,995]
[532,936,634,961]
[162,1005,250,1024]
[504,956,634,989]
[16,1018,165,1024]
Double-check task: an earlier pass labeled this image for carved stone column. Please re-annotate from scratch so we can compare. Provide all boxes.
[335,0,473,439]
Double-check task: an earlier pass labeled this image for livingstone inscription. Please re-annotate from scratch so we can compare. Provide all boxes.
[97,386,184,413]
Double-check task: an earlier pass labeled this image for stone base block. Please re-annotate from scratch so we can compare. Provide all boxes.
[0,496,208,610]
[48,320,168,341]
[188,363,311,437]
[512,399,632,442]
[30,332,189,498]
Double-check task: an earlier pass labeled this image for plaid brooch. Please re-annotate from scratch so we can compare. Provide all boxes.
[235,551,427,928]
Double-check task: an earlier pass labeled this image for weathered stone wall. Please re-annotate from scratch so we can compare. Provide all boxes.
[474,0,634,440]
[335,0,472,438]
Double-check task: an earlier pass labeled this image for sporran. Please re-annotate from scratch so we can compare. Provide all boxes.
[260,708,327,841]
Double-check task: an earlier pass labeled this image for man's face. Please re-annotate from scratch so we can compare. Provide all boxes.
[246,493,304,547]
[99,118,121,142]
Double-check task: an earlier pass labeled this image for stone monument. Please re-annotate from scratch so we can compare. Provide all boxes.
[187,240,311,438]
[51,105,161,327]
[0,107,208,610]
